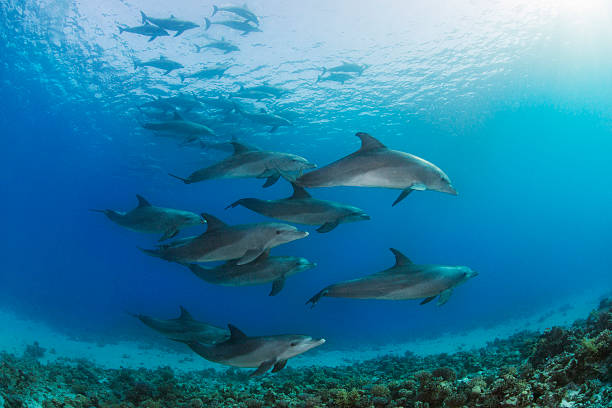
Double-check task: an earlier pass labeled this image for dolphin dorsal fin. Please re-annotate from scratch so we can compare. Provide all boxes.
[173,111,183,120]
[201,213,228,231]
[356,132,386,152]
[230,141,257,155]
[228,324,247,341]
[178,306,194,320]
[389,248,412,267]
[170,14,175,18]
[136,194,152,207]
[290,182,311,199]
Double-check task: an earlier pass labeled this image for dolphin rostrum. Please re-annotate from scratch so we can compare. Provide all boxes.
[169,141,315,187]
[174,324,325,376]
[306,248,478,307]
[141,213,309,265]
[186,250,316,296]
[90,195,204,241]
[140,11,199,37]
[296,132,457,206]
[227,182,370,233]
[130,306,229,344]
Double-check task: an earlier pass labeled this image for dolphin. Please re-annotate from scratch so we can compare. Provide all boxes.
[140,11,199,36]
[227,182,370,233]
[143,111,216,144]
[211,5,259,25]
[195,39,239,54]
[130,306,229,344]
[185,250,316,296]
[233,103,292,132]
[306,248,478,307]
[117,23,169,42]
[231,85,276,100]
[141,213,309,265]
[179,66,230,82]
[237,84,289,98]
[140,94,201,113]
[296,132,457,206]
[134,56,184,75]
[168,141,315,187]
[174,324,325,376]
[204,18,261,35]
[90,195,204,241]
[316,72,355,84]
[322,62,368,76]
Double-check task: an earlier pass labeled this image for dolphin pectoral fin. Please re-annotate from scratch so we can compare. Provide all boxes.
[437,289,453,306]
[250,359,275,376]
[159,228,179,241]
[420,296,436,305]
[169,173,191,184]
[236,248,265,265]
[163,70,172,75]
[269,278,286,296]
[271,359,288,373]
[316,220,339,233]
[174,30,184,37]
[306,288,329,308]
[148,36,157,42]
[392,189,413,207]
[269,125,278,133]
[262,173,280,188]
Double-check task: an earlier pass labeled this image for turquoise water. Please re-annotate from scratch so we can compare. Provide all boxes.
[1,0,611,357]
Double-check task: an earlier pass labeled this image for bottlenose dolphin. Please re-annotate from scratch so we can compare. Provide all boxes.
[211,5,259,25]
[117,23,169,41]
[90,195,203,241]
[130,306,229,344]
[322,62,368,76]
[316,72,355,84]
[306,248,478,307]
[231,85,275,100]
[134,56,184,75]
[143,111,215,144]
[227,182,370,233]
[141,213,309,265]
[140,94,201,113]
[169,141,314,187]
[179,66,230,82]
[204,18,261,35]
[175,324,325,376]
[195,39,239,54]
[296,132,457,206]
[236,84,288,98]
[233,104,292,132]
[186,250,316,296]
[140,11,199,36]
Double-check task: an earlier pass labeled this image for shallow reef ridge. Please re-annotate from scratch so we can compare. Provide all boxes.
[0,299,610,408]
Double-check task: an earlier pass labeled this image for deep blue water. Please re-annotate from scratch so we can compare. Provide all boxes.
[1,0,612,350]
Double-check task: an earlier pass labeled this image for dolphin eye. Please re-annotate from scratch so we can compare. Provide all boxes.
[290,342,298,347]
[276,230,282,235]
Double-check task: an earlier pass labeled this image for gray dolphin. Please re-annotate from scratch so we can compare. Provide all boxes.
[186,250,316,296]
[179,66,230,82]
[296,132,457,206]
[140,11,199,37]
[141,213,309,265]
[306,248,478,307]
[322,62,368,76]
[139,94,201,113]
[130,306,229,344]
[195,39,239,54]
[316,72,355,84]
[211,5,259,25]
[117,23,169,42]
[233,103,292,132]
[143,111,215,144]
[204,18,261,35]
[168,141,314,187]
[231,85,275,100]
[175,324,325,376]
[134,56,184,75]
[227,182,370,233]
[90,195,204,241]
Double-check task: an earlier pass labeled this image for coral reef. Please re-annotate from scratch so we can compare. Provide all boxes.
[0,301,610,407]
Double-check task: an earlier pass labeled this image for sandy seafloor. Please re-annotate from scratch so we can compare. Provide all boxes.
[0,290,605,373]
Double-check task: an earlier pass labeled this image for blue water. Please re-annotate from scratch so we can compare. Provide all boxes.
[1,0,612,351]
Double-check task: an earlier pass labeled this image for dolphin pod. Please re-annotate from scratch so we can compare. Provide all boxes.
[306,248,478,307]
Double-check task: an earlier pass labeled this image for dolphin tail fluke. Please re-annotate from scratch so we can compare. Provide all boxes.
[204,18,211,30]
[194,44,203,53]
[140,11,147,24]
[225,199,244,210]
[133,59,140,70]
[321,67,326,76]
[315,74,322,84]
[212,5,218,16]
[89,208,107,213]
[117,25,126,34]
[138,247,163,259]
[306,288,329,308]
[178,73,185,82]
[168,173,191,184]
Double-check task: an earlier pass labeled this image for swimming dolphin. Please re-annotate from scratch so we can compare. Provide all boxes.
[140,94,201,113]
[134,56,184,75]
[211,5,259,25]
[130,306,229,344]
[195,39,239,54]
[296,132,457,206]
[231,85,276,100]
[227,182,370,233]
[90,195,204,241]
[233,104,292,132]
[140,11,199,36]
[179,66,230,82]
[169,141,314,187]
[204,18,261,35]
[186,250,316,296]
[117,23,169,42]
[322,62,368,76]
[141,213,309,265]
[306,248,478,307]
[143,111,216,144]
[237,84,289,98]
[316,72,355,84]
[174,324,325,376]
